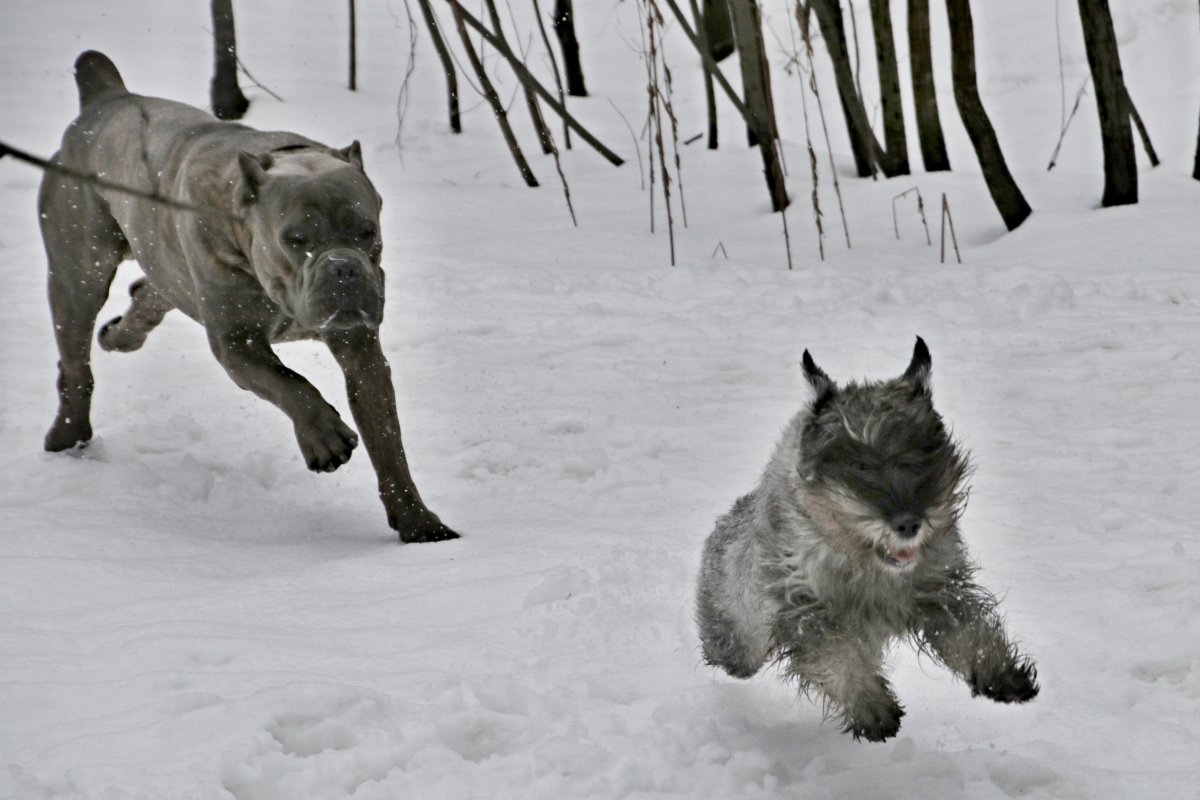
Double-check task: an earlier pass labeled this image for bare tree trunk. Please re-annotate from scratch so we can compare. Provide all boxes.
[348,0,357,91]
[689,0,719,148]
[1077,0,1136,206]
[908,0,950,171]
[553,0,588,96]
[810,0,880,177]
[210,0,249,120]
[945,0,1031,230]
[1195,0,1200,180]
[416,0,461,133]
[726,0,789,211]
[449,4,539,186]
[868,0,909,176]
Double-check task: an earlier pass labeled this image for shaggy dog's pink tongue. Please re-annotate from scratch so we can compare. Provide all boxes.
[890,546,918,564]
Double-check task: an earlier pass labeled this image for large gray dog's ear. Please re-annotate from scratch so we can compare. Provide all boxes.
[236,151,273,206]
[902,336,933,396]
[336,140,364,170]
[802,349,836,411]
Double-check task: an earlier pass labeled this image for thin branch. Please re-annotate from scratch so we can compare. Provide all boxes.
[0,139,240,222]
[448,0,625,166]
[892,186,931,244]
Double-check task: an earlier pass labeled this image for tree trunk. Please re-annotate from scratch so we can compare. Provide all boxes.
[415,0,461,133]
[725,0,789,211]
[810,0,880,177]
[908,0,950,171]
[1194,102,1200,180]
[1077,0,1136,206]
[1124,85,1159,167]
[690,0,719,148]
[210,0,249,120]
[945,0,1031,230]
[348,0,357,91]
[702,0,735,61]
[553,0,588,96]
[868,0,909,176]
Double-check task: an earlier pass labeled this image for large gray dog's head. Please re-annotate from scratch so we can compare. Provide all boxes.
[236,142,385,333]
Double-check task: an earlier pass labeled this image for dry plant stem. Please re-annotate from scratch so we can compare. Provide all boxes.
[416,0,461,132]
[1047,77,1089,170]
[449,1,624,166]
[449,3,539,186]
[531,0,571,148]
[940,192,962,264]
[892,187,930,244]
[609,98,646,190]
[654,2,688,227]
[780,155,796,270]
[234,56,284,102]
[0,139,240,222]
[796,2,850,249]
[643,0,676,264]
[396,0,419,145]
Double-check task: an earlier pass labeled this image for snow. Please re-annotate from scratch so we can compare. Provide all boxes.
[2,0,1198,797]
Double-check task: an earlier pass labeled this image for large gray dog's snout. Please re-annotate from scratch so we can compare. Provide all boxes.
[304,247,384,331]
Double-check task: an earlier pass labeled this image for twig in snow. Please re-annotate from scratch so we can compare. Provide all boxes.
[940,192,962,264]
[892,187,931,245]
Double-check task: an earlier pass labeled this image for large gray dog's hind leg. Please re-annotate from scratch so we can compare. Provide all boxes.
[98,277,174,352]
[39,175,127,451]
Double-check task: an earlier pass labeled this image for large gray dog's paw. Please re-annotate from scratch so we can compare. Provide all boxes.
[294,412,359,472]
[391,510,461,543]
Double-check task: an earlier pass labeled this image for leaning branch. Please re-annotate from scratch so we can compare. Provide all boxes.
[0,139,241,222]
[446,0,624,166]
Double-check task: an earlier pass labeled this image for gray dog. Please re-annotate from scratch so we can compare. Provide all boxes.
[696,338,1038,741]
[38,51,456,543]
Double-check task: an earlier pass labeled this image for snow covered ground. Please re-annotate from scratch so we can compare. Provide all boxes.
[1,0,1198,797]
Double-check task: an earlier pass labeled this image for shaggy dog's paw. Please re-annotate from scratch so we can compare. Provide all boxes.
[972,659,1040,704]
[844,699,905,742]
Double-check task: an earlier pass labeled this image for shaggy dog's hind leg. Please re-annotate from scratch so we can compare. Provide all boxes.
[782,627,904,742]
[696,499,774,679]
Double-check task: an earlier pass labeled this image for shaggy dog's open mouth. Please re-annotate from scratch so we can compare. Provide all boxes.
[876,542,920,570]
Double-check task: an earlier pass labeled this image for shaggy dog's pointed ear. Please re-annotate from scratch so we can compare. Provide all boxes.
[337,140,364,170]
[236,151,273,206]
[802,349,836,411]
[902,336,933,396]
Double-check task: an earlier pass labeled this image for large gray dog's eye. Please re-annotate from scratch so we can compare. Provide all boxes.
[357,223,378,243]
[283,230,310,249]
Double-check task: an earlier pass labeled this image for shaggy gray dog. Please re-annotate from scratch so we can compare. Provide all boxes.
[696,338,1038,741]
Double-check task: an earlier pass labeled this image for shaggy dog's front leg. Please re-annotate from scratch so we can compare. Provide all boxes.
[918,587,1040,704]
[781,625,904,742]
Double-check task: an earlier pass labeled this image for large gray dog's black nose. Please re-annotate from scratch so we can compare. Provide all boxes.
[889,513,922,539]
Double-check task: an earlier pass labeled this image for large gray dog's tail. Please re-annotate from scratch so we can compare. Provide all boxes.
[74,50,127,109]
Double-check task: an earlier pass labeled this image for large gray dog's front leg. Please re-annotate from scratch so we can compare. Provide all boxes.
[207,324,359,472]
[325,329,458,543]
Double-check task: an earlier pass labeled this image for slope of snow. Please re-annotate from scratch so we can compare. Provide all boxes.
[1,1,1198,798]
